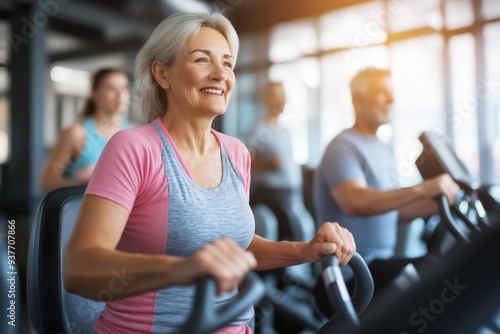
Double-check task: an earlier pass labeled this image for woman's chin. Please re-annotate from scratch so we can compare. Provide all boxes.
[203,106,228,117]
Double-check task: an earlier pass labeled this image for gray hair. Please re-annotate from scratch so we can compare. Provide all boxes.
[134,11,239,122]
[350,67,391,98]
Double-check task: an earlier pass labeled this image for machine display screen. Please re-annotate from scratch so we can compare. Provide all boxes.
[416,131,479,189]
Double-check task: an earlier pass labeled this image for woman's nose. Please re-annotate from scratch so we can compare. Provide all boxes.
[208,62,227,82]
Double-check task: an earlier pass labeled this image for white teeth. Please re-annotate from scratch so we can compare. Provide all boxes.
[201,88,223,94]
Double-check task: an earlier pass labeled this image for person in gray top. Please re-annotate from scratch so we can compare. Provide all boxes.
[313,67,460,314]
[248,82,301,192]
[247,82,309,241]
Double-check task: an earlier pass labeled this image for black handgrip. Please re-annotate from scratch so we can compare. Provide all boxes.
[180,271,265,334]
[437,195,470,243]
[321,252,340,271]
[450,206,482,235]
[348,252,374,315]
[320,252,374,330]
[321,255,359,329]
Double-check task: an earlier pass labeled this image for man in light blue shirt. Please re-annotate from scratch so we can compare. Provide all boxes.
[313,67,460,315]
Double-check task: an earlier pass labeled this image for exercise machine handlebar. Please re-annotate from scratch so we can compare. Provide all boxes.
[180,271,265,334]
[318,252,374,333]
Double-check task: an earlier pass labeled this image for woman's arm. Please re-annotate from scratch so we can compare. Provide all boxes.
[248,222,355,271]
[64,195,256,300]
[39,124,88,192]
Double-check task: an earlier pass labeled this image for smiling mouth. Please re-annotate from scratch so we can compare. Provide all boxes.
[200,88,224,95]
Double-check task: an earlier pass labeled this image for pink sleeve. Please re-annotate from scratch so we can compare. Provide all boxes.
[242,147,251,199]
[85,128,154,212]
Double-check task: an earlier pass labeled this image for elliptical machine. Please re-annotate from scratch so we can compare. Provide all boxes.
[322,131,500,334]
[416,131,494,250]
[253,203,375,334]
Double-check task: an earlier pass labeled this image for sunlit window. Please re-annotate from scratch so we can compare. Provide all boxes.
[230,32,268,139]
[0,62,8,163]
[269,58,321,165]
[445,0,474,30]
[50,66,90,87]
[0,66,8,94]
[269,19,318,63]
[234,0,496,183]
[484,23,500,183]
[449,33,479,177]
[234,71,264,138]
[319,46,389,152]
[389,0,443,32]
[0,97,8,163]
[390,34,445,186]
[482,0,500,20]
[319,1,387,50]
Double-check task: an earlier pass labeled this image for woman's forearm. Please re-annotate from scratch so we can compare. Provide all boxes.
[64,247,193,301]
[248,234,309,271]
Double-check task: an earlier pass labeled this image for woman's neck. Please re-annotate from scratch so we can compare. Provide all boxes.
[160,111,216,156]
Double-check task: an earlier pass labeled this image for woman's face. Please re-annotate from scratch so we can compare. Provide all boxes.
[92,72,130,115]
[165,27,235,117]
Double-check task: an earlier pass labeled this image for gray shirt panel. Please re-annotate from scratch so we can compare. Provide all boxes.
[313,129,400,264]
[151,123,255,333]
[247,122,302,189]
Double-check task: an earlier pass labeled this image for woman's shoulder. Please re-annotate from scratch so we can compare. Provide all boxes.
[57,121,87,146]
[106,123,162,155]
[212,130,250,169]
[111,123,159,141]
[213,130,248,153]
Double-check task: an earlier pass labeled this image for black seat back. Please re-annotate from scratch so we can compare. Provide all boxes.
[27,185,105,334]
[253,204,279,241]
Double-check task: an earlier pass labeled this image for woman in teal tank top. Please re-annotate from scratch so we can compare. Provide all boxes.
[39,68,132,192]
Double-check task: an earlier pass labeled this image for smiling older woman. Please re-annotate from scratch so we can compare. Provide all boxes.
[63,11,355,334]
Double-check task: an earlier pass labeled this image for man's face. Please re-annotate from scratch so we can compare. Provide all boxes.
[265,84,286,117]
[353,76,394,128]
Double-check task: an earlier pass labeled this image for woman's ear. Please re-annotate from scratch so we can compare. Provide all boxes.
[151,60,169,90]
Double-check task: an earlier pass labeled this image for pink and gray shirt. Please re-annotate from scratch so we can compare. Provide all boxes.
[85,118,255,333]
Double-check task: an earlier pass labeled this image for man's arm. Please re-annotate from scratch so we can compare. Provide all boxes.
[332,174,459,219]
[398,198,438,223]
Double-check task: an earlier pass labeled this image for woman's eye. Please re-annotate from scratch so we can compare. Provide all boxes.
[195,58,208,63]
[224,62,234,69]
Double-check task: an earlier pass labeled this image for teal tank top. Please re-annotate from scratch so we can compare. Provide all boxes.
[65,117,130,177]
